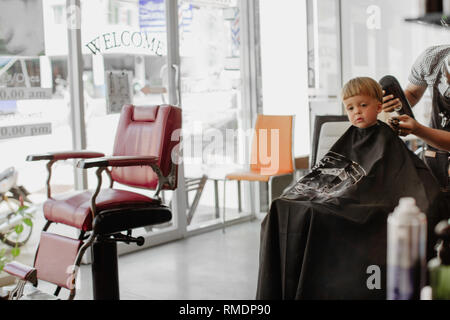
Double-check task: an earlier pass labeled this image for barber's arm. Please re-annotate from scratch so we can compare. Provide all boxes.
[382,83,427,112]
[394,114,450,152]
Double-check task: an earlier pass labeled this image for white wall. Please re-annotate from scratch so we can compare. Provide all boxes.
[259,0,310,157]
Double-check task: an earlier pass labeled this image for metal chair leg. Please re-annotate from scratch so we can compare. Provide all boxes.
[214,180,220,219]
[186,175,208,225]
[222,179,226,233]
[237,180,242,213]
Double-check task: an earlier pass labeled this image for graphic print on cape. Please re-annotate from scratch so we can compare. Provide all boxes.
[284,151,366,201]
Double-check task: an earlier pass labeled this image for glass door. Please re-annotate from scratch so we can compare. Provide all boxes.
[177,0,254,232]
[78,0,187,253]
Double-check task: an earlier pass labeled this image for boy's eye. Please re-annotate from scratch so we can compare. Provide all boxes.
[361,103,367,107]
[347,106,353,111]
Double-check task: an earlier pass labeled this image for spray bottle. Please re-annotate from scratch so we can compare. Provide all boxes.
[387,197,427,300]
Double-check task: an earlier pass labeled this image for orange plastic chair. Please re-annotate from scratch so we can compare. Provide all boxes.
[223,114,295,226]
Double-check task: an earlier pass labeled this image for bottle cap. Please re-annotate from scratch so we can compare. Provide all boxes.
[394,197,420,216]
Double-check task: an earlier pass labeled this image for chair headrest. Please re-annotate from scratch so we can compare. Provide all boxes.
[132,105,159,122]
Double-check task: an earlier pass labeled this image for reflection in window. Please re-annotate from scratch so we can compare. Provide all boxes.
[108,0,136,26]
[108,0,120,24]
[52,5,64,25]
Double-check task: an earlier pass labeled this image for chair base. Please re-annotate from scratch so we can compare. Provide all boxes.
[91,237,120,300]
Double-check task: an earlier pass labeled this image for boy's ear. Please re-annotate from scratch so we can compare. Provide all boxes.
[377,102,382,113]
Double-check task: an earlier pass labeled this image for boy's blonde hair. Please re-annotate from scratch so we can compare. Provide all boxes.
[341,77,383,103]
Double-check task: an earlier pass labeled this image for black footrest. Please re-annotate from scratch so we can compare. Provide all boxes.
[93,205,172,235]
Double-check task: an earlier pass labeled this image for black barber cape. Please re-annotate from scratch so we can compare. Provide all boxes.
[256,121,449,300]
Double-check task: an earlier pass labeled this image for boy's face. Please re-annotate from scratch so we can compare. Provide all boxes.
[343,95,382,128]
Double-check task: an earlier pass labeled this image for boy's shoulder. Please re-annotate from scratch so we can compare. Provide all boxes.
[376,120,413,152]
[376,120,399,138]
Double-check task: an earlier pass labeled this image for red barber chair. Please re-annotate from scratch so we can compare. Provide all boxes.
[2,104,182,300]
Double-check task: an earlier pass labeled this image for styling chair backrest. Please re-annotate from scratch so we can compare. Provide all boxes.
[310,115,350,169]
[110,104,182,190]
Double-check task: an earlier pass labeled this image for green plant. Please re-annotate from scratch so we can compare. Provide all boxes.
[0,205,33,273]
[0,248,7,273]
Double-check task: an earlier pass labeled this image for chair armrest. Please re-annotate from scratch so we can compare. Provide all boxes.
[26,151,105,199]
[77,156,159,169]
[27,151,105,161]
[78,156,171,210]
[3,261,37,286]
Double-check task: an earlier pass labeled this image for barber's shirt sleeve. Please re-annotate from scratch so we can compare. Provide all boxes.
[408,46,442,88]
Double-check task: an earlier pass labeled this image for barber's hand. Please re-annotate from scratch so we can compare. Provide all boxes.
[382,90,402,113]
[388,114,418,137]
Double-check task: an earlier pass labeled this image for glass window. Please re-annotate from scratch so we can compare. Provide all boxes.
[0,0,74,202]
[308,0,449,141]
[0,0,258,245]
[306,0,341,97]
[340,0,449,126]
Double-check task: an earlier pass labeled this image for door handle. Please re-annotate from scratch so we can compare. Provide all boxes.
[159,64,180,106]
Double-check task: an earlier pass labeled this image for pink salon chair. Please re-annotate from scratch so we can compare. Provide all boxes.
[2,104,182,300]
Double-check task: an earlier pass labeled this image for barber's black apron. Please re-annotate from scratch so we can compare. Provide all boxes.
[424,77,450,195]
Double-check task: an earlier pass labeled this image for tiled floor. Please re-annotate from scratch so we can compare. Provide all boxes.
[7,197,264,300]
[76,216,262,300]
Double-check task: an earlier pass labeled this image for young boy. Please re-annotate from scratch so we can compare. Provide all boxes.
[342,77,383,128]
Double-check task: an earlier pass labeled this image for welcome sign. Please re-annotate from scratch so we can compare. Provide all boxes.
[85,30,165,56]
